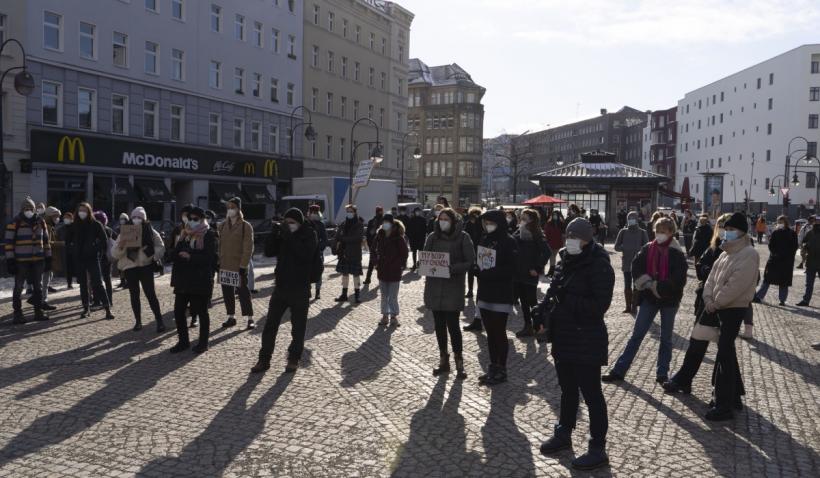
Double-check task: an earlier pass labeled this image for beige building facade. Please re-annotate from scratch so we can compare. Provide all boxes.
[301,0,413,186]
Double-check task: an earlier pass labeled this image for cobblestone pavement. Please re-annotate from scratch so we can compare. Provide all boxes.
[0,244,818,477]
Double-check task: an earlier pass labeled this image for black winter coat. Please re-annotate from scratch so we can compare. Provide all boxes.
[365,215,383,249]
[72,219,108,262]
[690,224,713,259]
[464,219,482,252]
[308,220,328,284]
[548,243,614,365]
[476,212,518,305]
[406,215,428,251]
[170,229,217,295]
[273,224,318,295]
[513,230,551,285]
[631,242,688,307]
[694,244,723,316]
[763,227,799,286]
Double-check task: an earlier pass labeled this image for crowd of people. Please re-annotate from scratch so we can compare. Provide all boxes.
[4,194,820,472]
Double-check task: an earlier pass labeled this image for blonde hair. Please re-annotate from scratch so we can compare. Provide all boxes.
[654,217,677,235]
[709,213,733,249]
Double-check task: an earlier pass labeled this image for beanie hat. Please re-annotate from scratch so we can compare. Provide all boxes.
[382,213,395,224]
[566,217,594,242]
[20,197,35,211]
[480,209,506,228]
[131,207,147,221]
[724,212,748,233]
[189,206,205,219]
[205,209,216,220]
[181,204,194,215]
[119,212,129,222]
[93,210,109,225]
[36,202,46,211]
[627,211,639,221]
[45,206,62,218]
[227,196,242,210]
[284,207,305,224]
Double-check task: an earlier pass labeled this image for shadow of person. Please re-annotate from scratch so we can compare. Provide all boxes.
[339,326,395,387]
[136,373,293,477]
[390,378,482,477]
[745,338,819,387]
[415,309,435,335]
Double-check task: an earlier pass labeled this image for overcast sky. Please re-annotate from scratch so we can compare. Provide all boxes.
[402,0,820,138]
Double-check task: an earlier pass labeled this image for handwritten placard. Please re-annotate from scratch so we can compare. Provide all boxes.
[476,246,497,271]
[118,224,143,248]
[219,270,241,287]
[418,251,450,278]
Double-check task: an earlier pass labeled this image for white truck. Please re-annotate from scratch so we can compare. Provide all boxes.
[281,176,398,225]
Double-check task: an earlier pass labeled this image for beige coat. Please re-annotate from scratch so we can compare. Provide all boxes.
[111,226,165,271]
[218,215,254,272]
[702,235,759,310]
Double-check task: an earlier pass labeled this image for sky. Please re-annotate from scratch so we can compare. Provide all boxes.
[402,0,820,138]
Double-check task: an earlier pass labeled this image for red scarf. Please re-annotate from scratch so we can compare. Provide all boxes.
[647,237,671,281]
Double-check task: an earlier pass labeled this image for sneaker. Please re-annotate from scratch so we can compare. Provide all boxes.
[480,367,507,386]
[133,322,143,332]
[379,315,389,326]
[463,319,483,332]
[189,317,198,328]
[246,318,256,330]
[222,317,237,328]
[655,375,668,384]
[80,308,91,318]
[740,324,753,340]
[601,371,624,383]
[797,300,810,307]
[779,301,785,306]
[156,320,167,333]
[169,343,190,354]
[47,286,58,293]
[390,316,400,327]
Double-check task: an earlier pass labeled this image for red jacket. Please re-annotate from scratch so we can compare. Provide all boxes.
[375,227,408,282]
[544,221,564,250]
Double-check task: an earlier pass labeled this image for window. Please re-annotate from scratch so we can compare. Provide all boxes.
[144,41,158,74]
[381,37,386,55]
[369,32,375,49]
[809,142,818,158]
[79,22,96,59]
[340,97,347,119]
[210,4,221,32]
[171,49,184,81]
[77,88,96,130]
[170,0,184,19]
[313,5,320,25]
[354,62,360,81]
[379,108,384,127]
[326,136,333,160]
[43,11,62,51]
[209,113,221,146]
[341,57,348,77]
[808,172,818,189]
[767,123,772,135]
[234,15,247,41]
[326,92,333,115]
[813,61,820,74]
[369,67,374,87]
[288,0,295,13]
[310,88,318,110]
[145,0,158,12]
[113,32,128,67]
[253,21,263,47]
[756,78,761,89]
[287,35,296,58]
[0,14,5,45]
[143,100,158,138]
[269,125,279,153]
[811,87,820,101]
[766,150,771,162]
[343,19,348,38]
[355,25,361,43]
[328,11,334,31]
[252,73,262,97]
[41,81,62,126]
[311,45,319,67]
[270,78,279,102]
[368,104,374,119]
[271,29,280,53]
[233,118,245,148]
[209,61,221,88]
[810,114,819,129]
[380,72,386,89]
[234,67,244,94]
[327,51,334,72]
[339,138,346,161]
[170,105,184,142]
[353,100,359,118]
[769,72,774,85]
[286,83,294,106]
[250,121,261,151]
[111,94,128,135]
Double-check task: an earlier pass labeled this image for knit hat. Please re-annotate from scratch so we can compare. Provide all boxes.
[383,213,395,223]
[45,206,62,218]
[724,212,748,233]
[284,207,304,224]
[119,212,129,222]
[566,217,594,242]
[205,209,216,220]
[480,209,506,228]
[131,207,147,220]
[93,210,108,225]
[181,204,194,215]
[227,196,242,209]
[627,211,639,221]
[189,206,205,219]
[20,197,35,211]
[36,202,46,211]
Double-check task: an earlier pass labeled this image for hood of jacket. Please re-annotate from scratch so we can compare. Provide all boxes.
[480,210,507,229]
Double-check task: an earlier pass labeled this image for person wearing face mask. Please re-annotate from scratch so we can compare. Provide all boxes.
[115,213,130,290]
[305,205,328,300]
[543,210,565,277]
[166,204,193,262]
[335,205,365,303]
[91,210,115,310]
[603,217,687,385]
[252,208,318,373]
[700,212,759,421]
[536,217,614,470]
[463,207,483,300]
[613,211,649,314]
[406,207,428,272]
[39,206,61,310]
[513,209,551,338]
[5,197,52,323]
[753,215,798,308]
[797,215,820,307]
[72,202,114,320]
[170,207,218,354]
[689,215,713,261]
[218,197,255,330]
[374,214,409,326]
[427,204,445,233]
[397,207,411,228]
[112,207,166,332]
[475,209,518,385]
[796,215,814,269]
[424,208,475,378]
[58,211,76,289]
[681,210,697,255]
[363,206,384,285]
[504,210,518,235]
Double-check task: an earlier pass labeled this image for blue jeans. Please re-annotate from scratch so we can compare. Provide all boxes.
[379,281,400,316]
[755,281,788,303]
[804,267,819,303]
[612,301,678,378]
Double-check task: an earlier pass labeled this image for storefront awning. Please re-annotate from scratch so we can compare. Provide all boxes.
[241,184,274,203]
[135,179,173,202]
[113,178,135,198]
[210,182,242,203]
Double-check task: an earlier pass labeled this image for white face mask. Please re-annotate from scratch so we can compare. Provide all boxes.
[78,211,88,220]
[414,211,421,216]
[120,219,127,225]
[23,210,35,219]
[188,219,201,228]
[506,216,514,223]
[627,219,637,226]
[382,222,392,231]
[346,212,354,219]
[132,218,143,226]
[288,223,299,233]
[565,238,583,255]
[64,219,73,225]
[226,209,237,218]
[182,215,189,224]
[310,214,320,221]
[36,208,45,215]
[439,220,451,232]
[484,223,497,233]
[776,223,785,229]
[655,233,669,243]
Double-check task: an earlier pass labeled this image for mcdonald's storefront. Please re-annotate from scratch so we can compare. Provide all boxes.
[27,129,302,224]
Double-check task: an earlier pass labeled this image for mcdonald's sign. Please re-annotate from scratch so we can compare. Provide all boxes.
[57,136,86,163]
[242,161,256,176]
[263,159,278,178]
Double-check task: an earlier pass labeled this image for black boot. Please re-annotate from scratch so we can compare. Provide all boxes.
[80,307,91,318]
[133,319,143,331]
[454,352,467,379]
[335,288,348,302]
[12,310,26,325]
[156,316,167,333]
[463,318,483,332]
[41,302,57,311]
[353,288,360,304]
[104,308,115,320]
[515,324,535,338]
[33,309,49,322]
[481,366,507,386]
[540,424,573,455]
[571,441,609,470]
[433,354,450,376]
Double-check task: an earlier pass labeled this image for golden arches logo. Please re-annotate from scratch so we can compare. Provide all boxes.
[57,136,85,163]
[243,162,256,175]
[263,159,278,178]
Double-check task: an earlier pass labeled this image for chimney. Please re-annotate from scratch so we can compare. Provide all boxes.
[600,108,608,115]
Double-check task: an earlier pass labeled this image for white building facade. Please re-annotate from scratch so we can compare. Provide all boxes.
[675,44,820,218]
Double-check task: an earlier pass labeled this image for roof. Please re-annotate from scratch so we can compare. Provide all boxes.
[531,161,669,184]
[408,58,484,89]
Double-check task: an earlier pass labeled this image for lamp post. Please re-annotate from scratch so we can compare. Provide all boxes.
[288,105,317,163]
[348,117,382,205]
[785,136,820,214]
[0,38,36,229]
[399,131,421,202]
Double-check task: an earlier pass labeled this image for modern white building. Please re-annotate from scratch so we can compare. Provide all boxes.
[675,44,820,218]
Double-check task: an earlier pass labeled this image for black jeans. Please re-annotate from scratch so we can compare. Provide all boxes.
[433,310,462,355]
[76,257,109,309]
[222,269,252,317]
[481,309,509,368]
[713,309,745,411]
[13,261,44,312]
[555,360,608,447]
[411,249,418,268]
[174,293,209,346]
[124,265,163,323]
[671,337,709,388]
[467,269,476,293]
[258,288,310,363]
[514,282,537,327]
[95,259,113,304]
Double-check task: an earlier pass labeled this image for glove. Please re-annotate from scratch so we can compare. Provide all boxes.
[143,243,155,258]
[239,267,247,276]
[44,257,52,272]
[5,258,16,277]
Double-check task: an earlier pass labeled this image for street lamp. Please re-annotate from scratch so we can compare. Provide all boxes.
[792,173,800,187]
[399,131,421,202]
[349,117,382,205]
[1,38,36,229]
[288,105,317,164]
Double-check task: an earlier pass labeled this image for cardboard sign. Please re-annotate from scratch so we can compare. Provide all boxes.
[476,246,497,271]
[219,270,241,287]
[118,224,143,248]
[418,251,450,278]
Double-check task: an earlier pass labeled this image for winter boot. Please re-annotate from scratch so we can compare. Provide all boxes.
[133,319,143,331]
[12,310,26,325]
[571,442,609,470]
[463,318,483,332]
[432,354,450,376]
[156,316,167,333]
[104,308,115,321]
[622,289,632,314]
[539,424,573,455]
[353,288,361,304]
[250,360,270,374]
[33,308,49,322]
[334,288,349,302]
[481,366,507,386]
[454,352,467,379]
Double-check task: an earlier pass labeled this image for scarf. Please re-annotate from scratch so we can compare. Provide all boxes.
[647,237,671,281]
[180,222,209,250]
